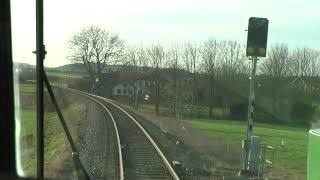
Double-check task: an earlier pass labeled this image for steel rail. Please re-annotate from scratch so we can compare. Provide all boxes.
[62,87,124,180]
[101,98,180,180]
[66,88,179,180]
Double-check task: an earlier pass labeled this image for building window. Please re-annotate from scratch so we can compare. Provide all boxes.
[129,90,133,94]
[117,89,121,94]
[123,90,127,94]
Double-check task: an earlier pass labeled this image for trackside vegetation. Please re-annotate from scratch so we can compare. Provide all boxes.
[183,118,308,173]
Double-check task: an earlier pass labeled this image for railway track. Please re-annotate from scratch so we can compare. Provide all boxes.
[69,89,123,180]
[64,87,179,180]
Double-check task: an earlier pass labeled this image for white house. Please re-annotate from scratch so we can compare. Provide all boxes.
[112,80,150,98]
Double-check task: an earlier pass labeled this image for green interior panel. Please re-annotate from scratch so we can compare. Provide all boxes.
[308,129,320,180]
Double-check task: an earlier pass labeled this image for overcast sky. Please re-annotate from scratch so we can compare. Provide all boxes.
[11,0,320,67]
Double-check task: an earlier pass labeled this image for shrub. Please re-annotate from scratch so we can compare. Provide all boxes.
[229,102,248,120]
[69,78,91,91]
[290,101,315,125]
[44,93,55,112]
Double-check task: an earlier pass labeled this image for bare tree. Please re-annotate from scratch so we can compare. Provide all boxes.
[182,42,199,115]
[201,39,220,118]
[68,25,125,93]
[214,40,246,114]
[219,40,245,79]
[166,44,184,118]
[260,44,290,78]
[289,47,320,78]
[288,47,320,99]
[126,45,146,110]
[183,42,199,74]
[260,44,291,119]
[147,43,166,116]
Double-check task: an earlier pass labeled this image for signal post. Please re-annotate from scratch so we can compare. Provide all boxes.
[241,17,269,178]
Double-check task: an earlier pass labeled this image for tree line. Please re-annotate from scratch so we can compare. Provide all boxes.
[68,25,320,125]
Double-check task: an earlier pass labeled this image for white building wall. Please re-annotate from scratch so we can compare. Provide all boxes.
[112,80,146,97]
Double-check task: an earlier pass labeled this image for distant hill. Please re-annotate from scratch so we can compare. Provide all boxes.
[14,62,35,69]
[14,62,133,73]
[49,63,150,73]
[14,62,190,76]
[49,63,86,72]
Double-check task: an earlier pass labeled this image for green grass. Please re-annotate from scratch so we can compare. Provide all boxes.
[19,102,83,177]
[184,118,309,172]
[308,130,320,180]
[19,107,36,137]
[19,83,36,93]
[46,71,83,79]
[18,83,49,93]
[133,103,229,118]
[18,78,76,95]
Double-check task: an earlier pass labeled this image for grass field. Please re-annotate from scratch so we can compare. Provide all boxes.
[129,103,228,118]
[118,98,310,175]
[46,71,84,79]
[183,118,309,173]
[18,82,51,93]
[17,70,82,92]
[18,100,84,177]
[19,83,37,93]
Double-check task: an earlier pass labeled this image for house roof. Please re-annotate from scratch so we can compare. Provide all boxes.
[102,71,151,86]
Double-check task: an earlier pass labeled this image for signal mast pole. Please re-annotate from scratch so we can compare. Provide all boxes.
[247,56,257,141]
[240,17,269,178]
[243,56,258,171]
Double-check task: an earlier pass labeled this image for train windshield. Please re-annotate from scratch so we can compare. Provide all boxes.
[12,0,320,179]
